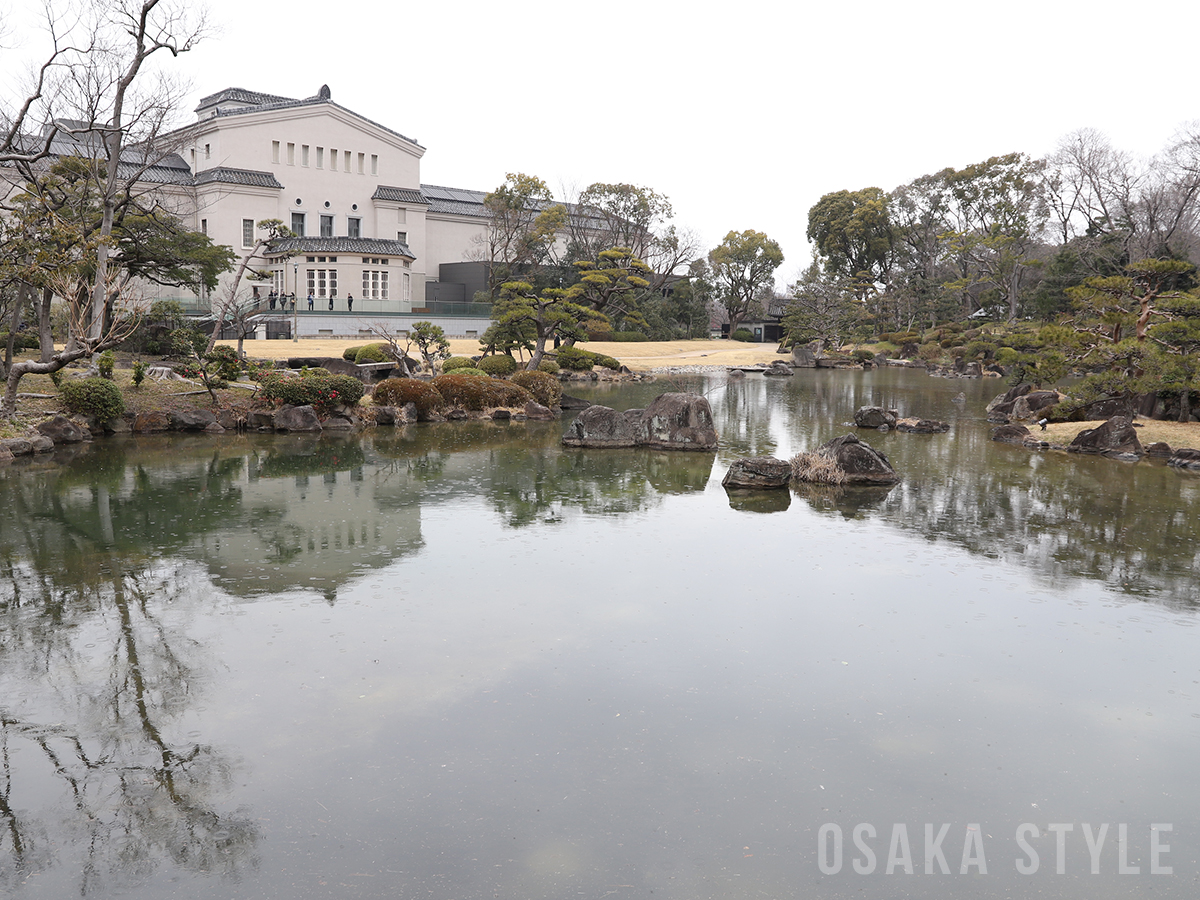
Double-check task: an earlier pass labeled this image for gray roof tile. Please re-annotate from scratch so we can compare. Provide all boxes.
[195,167,284,188]
[372,185,427,204]
[268,236,414,259]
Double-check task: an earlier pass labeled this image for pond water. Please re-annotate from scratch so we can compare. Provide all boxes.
[2,368,1200,899]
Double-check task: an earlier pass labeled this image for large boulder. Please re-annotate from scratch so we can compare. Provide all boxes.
[814,433,899,484]
[247,409,276,431]
[561,405,638,448]
[640,393,718,451]
[854,406,898,429]
[762,361,793,377]
[0,438,33,457]
[524,400,555,421]
[273,404,323,432]
[896,418,950,434]
[169,408,217,431]
[791,343,817,367]
[1145,441,1173,458]
[722,457,792,489]
[1168,448,1200,470]
[36,415,87,443]
[1067,416,1143,456]
[1010,391,1062,421]
[133,411,170,433]
[991,423,1033,445]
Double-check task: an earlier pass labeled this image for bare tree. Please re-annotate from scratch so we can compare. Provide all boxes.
[203,219,292,354]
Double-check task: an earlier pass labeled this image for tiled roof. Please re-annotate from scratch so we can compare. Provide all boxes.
[421,184,487,218]
[267,236,414,259]
[372,185,427,204]
[195,167,283,188]
[195,85,423,149]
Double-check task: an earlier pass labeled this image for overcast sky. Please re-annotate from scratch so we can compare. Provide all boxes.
[6,0,1200,286]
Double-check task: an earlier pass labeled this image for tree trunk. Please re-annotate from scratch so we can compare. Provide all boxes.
[1180,388,1192,424]
[39,287,54,361]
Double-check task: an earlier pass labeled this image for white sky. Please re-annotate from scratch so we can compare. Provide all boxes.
[6,0,1200,286]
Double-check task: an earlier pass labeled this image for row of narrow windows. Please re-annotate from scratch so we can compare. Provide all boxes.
[272,141,377,175]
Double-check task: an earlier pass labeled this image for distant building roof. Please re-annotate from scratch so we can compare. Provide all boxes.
[372,185,427,204]
[193,85,423,149]
[267,236,414,259]
[421,184,488,218]
[195,167,284,189]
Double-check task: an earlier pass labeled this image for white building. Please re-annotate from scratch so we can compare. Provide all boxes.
[174,85,497,337]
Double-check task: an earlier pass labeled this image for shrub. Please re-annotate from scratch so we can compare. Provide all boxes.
[431,373,532,410]
[60,377,125,421]
[556,346,621,371]
[994,347,1019,367]
[964,340,996,360]
[300,366,332,378]
[852,348,876,362]
[731,328,754,342]
[446,367,488,377]
[258,372,364,414]
[478,354,518,376]
[97,350,115,379]
[0,331,40,350]
[132,359,147,386]
[510,370,562,407]
[918,342,942,362]
[354,343,389,364]
[207,345,243,381]
[342,345,363,361]
[443,356,474,372]
[371,377,444,414]
[537,358,560,374]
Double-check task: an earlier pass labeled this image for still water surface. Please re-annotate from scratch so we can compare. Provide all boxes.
[2,368,1199,899]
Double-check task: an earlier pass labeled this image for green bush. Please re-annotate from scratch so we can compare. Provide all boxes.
[207,345,243,381]
[994,347,1019,367]
[731,328,754,342]
[0,331,40,350]
[446,367,488,377]
[354,344,389,364]
[371,378,444,414]
[510,370,562,407]
[852,348,876,362]
[132,359,147,386]
[431,373,532,410]
[300,366,332,378]
[60,377,125,421]
[556,346,621,371]
[478,354,518,376]
[258,373,364,414]
[964,340,996,360]
[537,358,560,374]
[443,356,475,372]
[342,346,362,361]
[918,342,942,362]
[97,350,115,379]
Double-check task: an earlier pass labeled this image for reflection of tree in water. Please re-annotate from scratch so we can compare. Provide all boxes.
[0,559,258,895]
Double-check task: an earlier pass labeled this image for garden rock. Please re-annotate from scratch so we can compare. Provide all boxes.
[991,424,1032,445]
[813,433,899,484]
[560,394,592,409]
[854,406,897,429]
[0,438,32,457]
[170,408,217,431]
[1168,448,1200,470]
[247,409,276,431]
[133,411,170,433]
[722,457,792,489]
[30,436,53,453]
[273,405,322,432]
[37,415,87,443]
[896,418,950,434]
[562,405,638,448]
[1145,441,1173,458]
[322,415,355,430]
[1067,416,1143,456]
[791,344,817,367]
[640,393,718,451]
[524,401,554,420]
[762,361,793,377]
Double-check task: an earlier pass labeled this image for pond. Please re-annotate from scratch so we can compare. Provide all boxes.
[2,368,1199,899]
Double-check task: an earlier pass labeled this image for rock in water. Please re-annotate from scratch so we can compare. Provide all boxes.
[1067,416,1144,457]
[561,405,638,448]
[814,433,899,484]
[640,393,718,451]
[722,457,792,489]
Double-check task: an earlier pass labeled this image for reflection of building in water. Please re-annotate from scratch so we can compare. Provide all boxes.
[191,454,423,599]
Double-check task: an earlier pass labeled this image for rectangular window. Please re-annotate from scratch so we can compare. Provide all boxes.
[272,141,280,164]
[242,218,254,248]
[343,150,351,172]
[291,212,306,236]
[274,269,285,295]
[361,270,389,300]
[308,269,339,298]
[330,148,337,171]
[287,142,295,165]
[370,154,378,175]
[190,148,196,165]
[302,144,309,166]
[402,272,410,304]
[357,152,364,174]
[320,215,334,238]
[347,217,361,239]
[397,209,406,224]
[316,147,324,168]
[204,143,211,159]
[200,218,207,235]
[397,231,407,243]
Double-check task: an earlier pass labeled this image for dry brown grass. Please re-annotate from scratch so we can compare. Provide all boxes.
[1041,418,1200,450]
[789,450,847,485]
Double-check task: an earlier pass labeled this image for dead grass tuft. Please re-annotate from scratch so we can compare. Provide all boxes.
[789,450,847,485]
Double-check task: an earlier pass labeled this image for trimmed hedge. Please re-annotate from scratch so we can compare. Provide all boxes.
[731,328,754,342]
[0,332,41,350]
[431,374,533,410]
[445,367,488,377]
[478,354,519,376]
[342,345,362,361]
[537,358,560,374]
[60,377,125,421]
[372,378,444,414]
[556,346,621,371]
[354,344,389,364]
[510,370,562,407]
[443,356,475,372]
[258,372,365,414]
